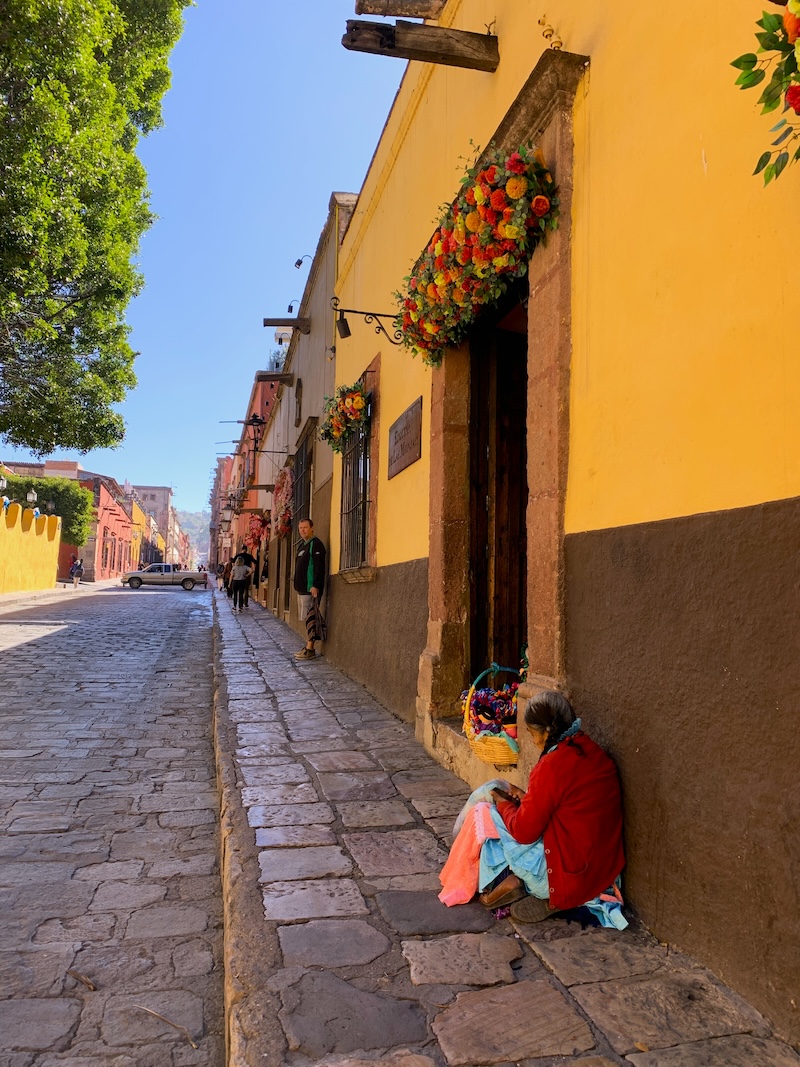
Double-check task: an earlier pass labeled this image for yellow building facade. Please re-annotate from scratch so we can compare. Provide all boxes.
[0,505,61,594]
[324,0,798,1043]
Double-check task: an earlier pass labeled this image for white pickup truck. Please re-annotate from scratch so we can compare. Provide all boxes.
[121,563,209,591]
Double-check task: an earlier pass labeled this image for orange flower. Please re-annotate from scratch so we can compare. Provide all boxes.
[456,246,472,265]
[784,9,800,42]
[531,195,551,217]
[465,210,482,232]
[505,175,529,200]
[426,282,438,300]
[490,188,507,210]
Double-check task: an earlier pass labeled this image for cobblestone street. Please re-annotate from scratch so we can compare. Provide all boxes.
[0,586,224,1066]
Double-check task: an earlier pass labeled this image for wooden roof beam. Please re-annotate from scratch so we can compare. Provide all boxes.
[355,0,446,17]
[342,19,499,72]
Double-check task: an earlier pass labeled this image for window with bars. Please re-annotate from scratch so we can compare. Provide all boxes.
[340,395,371,570]
[293,433,312,526]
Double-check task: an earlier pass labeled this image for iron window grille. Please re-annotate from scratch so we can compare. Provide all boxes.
[340,393,372,570]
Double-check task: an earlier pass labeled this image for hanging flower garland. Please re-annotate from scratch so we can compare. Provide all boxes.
[273,468,293,539]
[244,512,270,551]
[319,381,369,454]
[732,1,800,182]
[393,144,559,367]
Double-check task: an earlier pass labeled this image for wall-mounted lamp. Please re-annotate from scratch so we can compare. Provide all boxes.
[287,299,301,314]
[294,255,311,269]
[0,476,6,492]
[26,488,37,505]
[330,297,402,345]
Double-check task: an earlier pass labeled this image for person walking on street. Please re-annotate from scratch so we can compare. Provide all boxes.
[232,546,257,609]
[69,558,84,589]
[216,563,225,591]
[293,518,326,660]
[230,554,254,614]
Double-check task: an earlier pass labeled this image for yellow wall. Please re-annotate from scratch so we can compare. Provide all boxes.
[559,2,800,532]
[0,505,62,594]
[334,0,798,553]
[130,499,147,566]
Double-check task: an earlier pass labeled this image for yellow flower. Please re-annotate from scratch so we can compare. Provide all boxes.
[796,39,800,64]
[473,184,486,205]
[434,271,446,286]
[353,395,365,410]
[465,211,482,233]
[493,254,510,269]
[790,0,800,14]
[505,175,528,199]
[503,224,520,239]
[434,241,443,256]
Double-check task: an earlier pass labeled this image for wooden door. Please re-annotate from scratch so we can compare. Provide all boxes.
[469,325,528,678]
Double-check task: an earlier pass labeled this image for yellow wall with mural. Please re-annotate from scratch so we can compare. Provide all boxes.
[334,0,797,554]
[0,505,62,594]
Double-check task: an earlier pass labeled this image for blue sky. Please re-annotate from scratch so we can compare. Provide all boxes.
[2,0,405,512]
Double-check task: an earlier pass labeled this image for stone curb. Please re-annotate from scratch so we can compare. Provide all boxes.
[211,594,285,1067]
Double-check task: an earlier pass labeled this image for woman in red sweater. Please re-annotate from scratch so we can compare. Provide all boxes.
[480,690,625,923]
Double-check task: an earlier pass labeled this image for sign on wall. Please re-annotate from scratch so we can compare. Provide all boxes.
[388,396,423,479]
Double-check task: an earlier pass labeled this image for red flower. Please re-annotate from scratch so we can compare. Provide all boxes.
[531,195,551,217]
[490,188,507,211]
[787,84,800,114]
[485,165,498,184]
[485,207,498,225]
[435,255,445,269]
[465,187,476,205]
[507,152,526,175]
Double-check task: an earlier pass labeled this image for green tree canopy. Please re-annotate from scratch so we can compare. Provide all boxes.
[0,0,190,453]
[2,473,94,545]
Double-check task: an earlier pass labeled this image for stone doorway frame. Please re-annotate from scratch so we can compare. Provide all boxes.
[416,50,589,744]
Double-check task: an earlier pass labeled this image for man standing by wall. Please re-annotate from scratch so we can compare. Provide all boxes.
[230,551,254,614]
[293,519,326,660]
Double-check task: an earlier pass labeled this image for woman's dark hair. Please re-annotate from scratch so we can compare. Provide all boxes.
[524,690,577,754]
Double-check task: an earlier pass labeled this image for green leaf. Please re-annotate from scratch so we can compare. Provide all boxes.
[794,144,800,161]
[773,125,794,145]
[731,53,758,70]
[754,151,772,174]
[759,12,783,33]
[762,96,783,114]
[763,161,776,184]
[756,31,781,51]
[774,150,790,177]
[737,68,766,88]
[770,117,788,132]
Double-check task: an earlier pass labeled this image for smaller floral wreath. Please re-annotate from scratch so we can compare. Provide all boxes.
[244,512,270,551]
[394,143,559,367]
[732,1,800,182]
[319,381,369,454]
[273,468,293,539]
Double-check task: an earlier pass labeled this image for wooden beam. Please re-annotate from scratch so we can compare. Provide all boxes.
[261,317,310,334]
[342,20,499,72]
[355,0,446,17]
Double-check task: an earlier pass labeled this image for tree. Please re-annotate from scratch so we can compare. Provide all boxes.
[0,0,190,453]
[2,473,94,545]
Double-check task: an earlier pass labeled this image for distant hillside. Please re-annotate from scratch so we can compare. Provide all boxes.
[177,510,210,559]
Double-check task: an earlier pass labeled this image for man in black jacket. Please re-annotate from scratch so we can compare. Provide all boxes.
[293,518,326,660]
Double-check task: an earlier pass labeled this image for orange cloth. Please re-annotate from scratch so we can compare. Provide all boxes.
[438,802,500,906]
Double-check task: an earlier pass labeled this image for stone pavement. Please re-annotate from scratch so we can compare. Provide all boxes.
[212,591,800,1067]
[0,586,224,1066]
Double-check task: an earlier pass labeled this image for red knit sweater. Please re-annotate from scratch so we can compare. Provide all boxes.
[495,731,625,911]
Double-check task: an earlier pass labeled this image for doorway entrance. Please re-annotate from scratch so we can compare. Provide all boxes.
[469,312,528,678]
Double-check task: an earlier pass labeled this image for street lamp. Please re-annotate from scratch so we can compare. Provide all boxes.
[26,488,37,505]
[0,476,6,492]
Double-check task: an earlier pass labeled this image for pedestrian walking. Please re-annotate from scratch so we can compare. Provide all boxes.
[69,558,84,589]
[223,560,233,598]
[216,563,225,591]
[293,518,326,660]
[231,546,257,608]
[230,554,254,613]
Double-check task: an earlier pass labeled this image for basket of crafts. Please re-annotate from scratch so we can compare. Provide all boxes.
[461,662,521,765]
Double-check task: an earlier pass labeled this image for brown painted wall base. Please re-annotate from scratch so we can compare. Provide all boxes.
[565,496,800,1045]
[326,558,429,722]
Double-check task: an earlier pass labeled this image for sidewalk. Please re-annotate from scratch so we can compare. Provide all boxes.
[212,590,799,1067]
[0,576,122,612]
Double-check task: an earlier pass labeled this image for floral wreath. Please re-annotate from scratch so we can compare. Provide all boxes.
[732,1,800,182]
[273,468,293,539]
[244,512,270,551]
[319,381,369,454]
[393,144,559,367]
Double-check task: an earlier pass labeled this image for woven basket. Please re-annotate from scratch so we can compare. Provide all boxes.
[462,662,520,766]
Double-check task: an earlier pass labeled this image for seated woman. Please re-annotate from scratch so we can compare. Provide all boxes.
[439,690,626,926]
